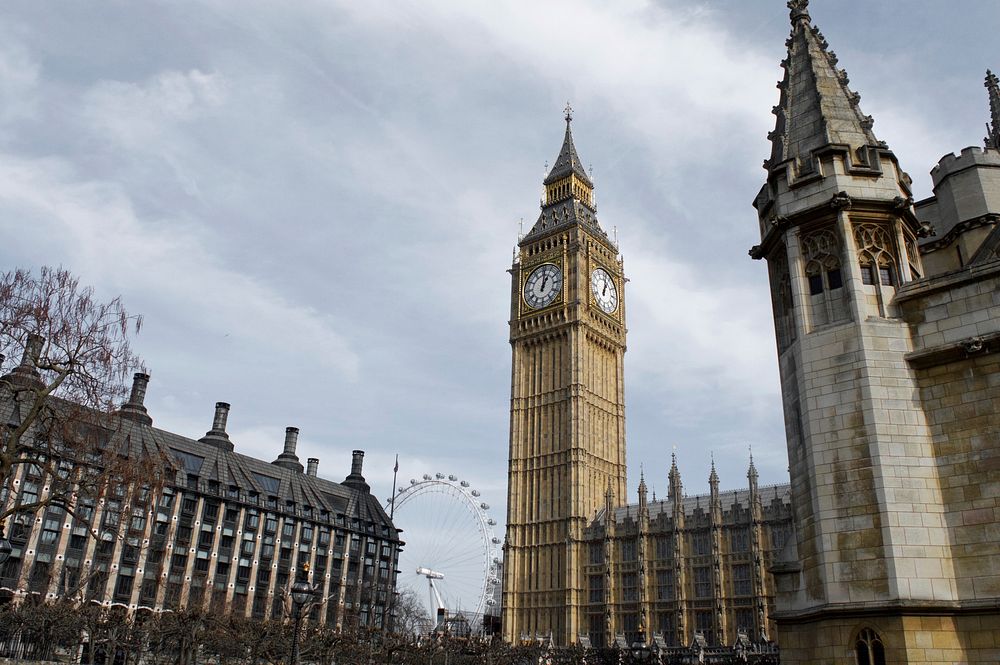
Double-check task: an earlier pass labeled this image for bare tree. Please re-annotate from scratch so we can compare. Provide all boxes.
[393,588,432,637]
[0,267,171,583]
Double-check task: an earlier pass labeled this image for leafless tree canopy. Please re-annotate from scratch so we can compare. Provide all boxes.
[0,266,169,547]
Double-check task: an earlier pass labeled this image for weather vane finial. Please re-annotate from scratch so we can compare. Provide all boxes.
[564,102,573,124]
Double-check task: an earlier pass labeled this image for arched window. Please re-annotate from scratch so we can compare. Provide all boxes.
[769,247,796,351]
[801,228,848,327]
[855,628,885,665]
[854,224,899,317]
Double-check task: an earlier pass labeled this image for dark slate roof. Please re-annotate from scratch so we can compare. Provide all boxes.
[0,391,398,540]
[544,119,593,187]
[521,199,610,246]
[136,420,395,533]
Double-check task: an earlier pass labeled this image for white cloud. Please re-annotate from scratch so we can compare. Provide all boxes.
[0,29,40,133]
[0,151,360,379]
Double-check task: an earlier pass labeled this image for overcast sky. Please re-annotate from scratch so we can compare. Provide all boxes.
[2,1,997,531]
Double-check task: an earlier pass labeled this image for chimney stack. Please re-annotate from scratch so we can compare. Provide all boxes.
[199,402,234,452]
[213,402,230,432]
[272,426,304,473]
[306,458,319,477]
[342,449,370,492]
[118,372,153,425]
[284,427,299,455]
[3,333,45,389]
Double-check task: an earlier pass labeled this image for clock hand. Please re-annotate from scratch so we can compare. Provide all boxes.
[602,283,608,297]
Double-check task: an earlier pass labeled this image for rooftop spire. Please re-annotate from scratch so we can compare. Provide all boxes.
[638,467,648,508]
[985,69,1000,149]
[766,0,881,175]
[544,103,593,187]
[521,105,608,245]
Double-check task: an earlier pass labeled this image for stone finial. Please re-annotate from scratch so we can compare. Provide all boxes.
[787,0,810,25]
[985,69,1000,149]
[668,451,683,500]
[638,468,648,509]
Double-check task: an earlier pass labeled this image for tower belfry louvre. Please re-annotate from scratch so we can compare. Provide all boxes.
[503,108,628,646]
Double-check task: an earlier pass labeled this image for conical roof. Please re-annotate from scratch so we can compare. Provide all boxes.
[767,0,881,172]
[544,105,593,187]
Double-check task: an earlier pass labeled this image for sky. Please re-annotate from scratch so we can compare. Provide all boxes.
[1,0,997,556]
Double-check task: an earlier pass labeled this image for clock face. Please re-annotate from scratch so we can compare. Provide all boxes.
[523,263,563,309]
[591,268,618,314]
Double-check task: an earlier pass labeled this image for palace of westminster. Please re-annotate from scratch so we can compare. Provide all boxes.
[2,1,1000,663]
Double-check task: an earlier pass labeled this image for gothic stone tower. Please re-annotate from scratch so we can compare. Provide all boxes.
[752,2,1000,663]
[503,108,627,646]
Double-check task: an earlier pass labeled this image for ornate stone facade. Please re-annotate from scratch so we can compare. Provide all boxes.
[578,459,792,649]
[752,1,1000,662]
[503,111,794,651]
[503,108,628,646]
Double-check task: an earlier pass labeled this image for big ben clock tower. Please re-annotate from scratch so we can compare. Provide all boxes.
[503,107,627,646]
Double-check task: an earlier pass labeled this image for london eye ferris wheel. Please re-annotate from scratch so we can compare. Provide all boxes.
[388,472,502,632]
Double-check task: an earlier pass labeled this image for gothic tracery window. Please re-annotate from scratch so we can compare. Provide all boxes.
[801,228,848,327]
[854,224,899,317]
[904,235,921,279]
[769,246,796,351]
[855,628,886,665]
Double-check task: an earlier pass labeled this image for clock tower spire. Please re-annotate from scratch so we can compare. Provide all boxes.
[503,109,627,646]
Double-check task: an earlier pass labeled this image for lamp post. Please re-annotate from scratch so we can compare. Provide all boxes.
[0,521,12,566]
[289,563,315,665]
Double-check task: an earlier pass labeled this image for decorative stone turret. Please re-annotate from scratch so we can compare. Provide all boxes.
[668,453,687,645]
[199,402,234,452]
[751,2,960,662]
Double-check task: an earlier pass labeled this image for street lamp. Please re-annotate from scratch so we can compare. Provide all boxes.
[288,563,316,665]
[630,627,652,663]
[0,521,12,566]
